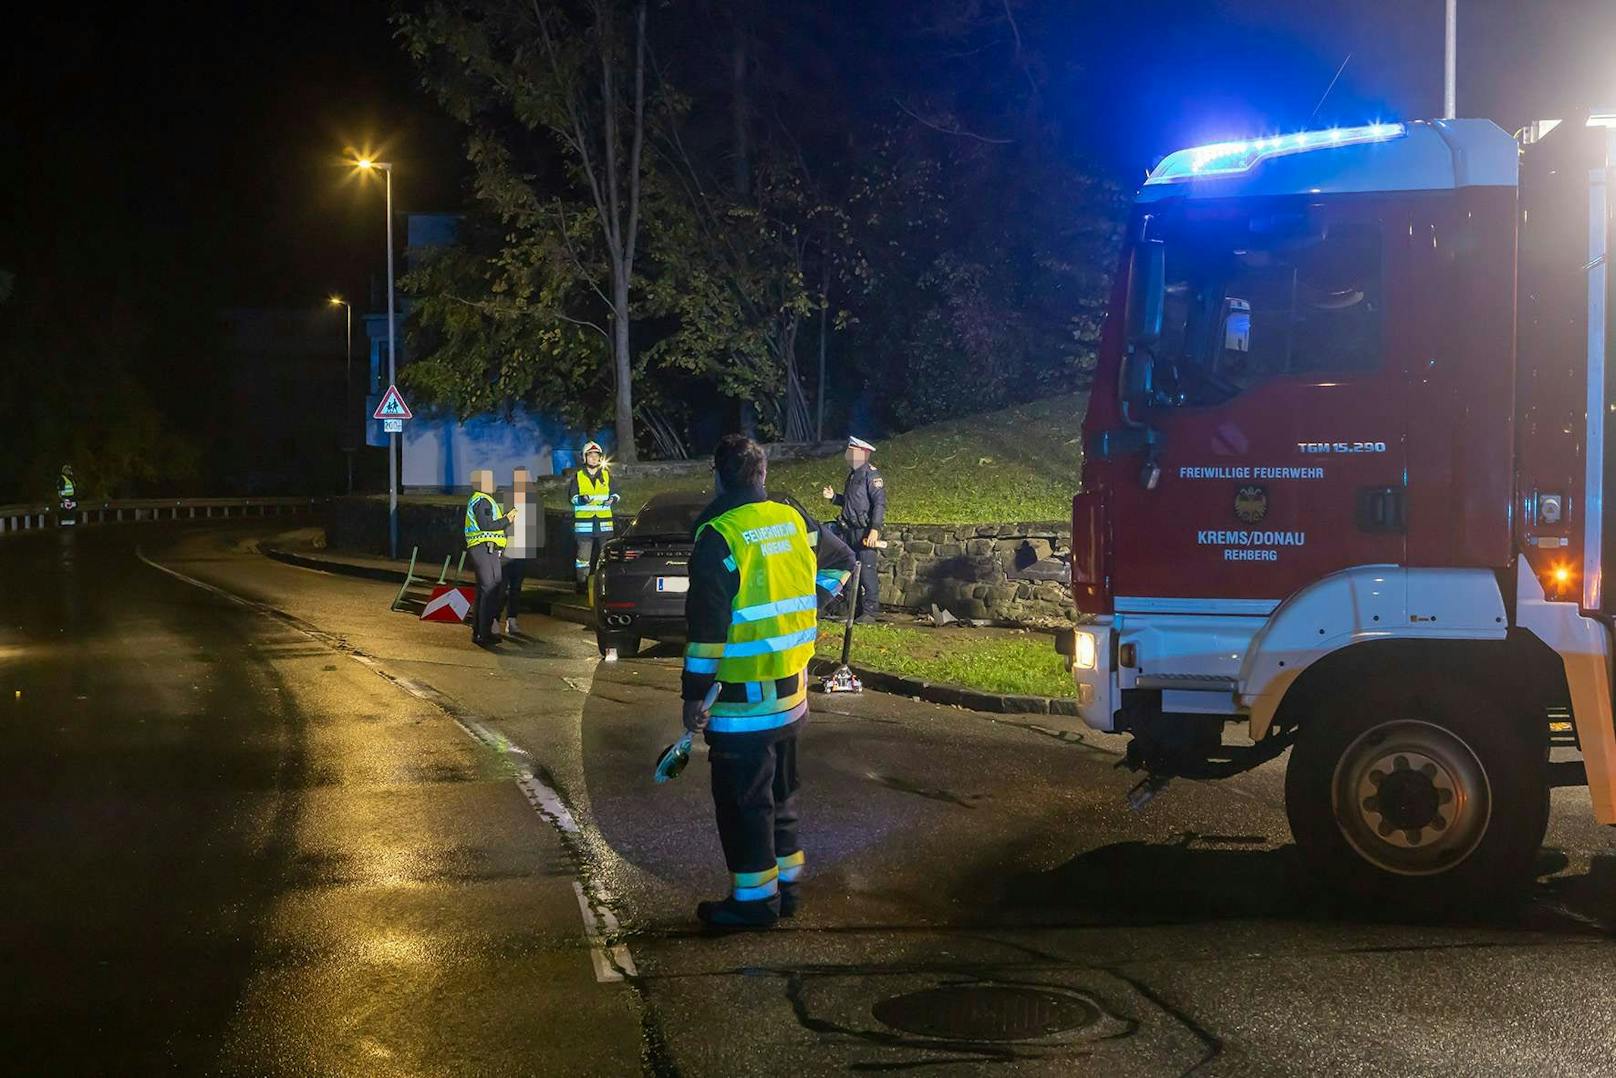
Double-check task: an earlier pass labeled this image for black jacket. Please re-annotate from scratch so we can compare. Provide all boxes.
[681,485,856,702]
[832,462,886,532]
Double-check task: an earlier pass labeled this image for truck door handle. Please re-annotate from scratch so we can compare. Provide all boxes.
[1356,486,1407,533]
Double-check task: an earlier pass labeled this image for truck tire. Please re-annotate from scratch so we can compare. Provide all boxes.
[1284,675,1548,911]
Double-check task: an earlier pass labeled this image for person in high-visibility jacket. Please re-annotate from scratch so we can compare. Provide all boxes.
[56,464,78,528]
[567,441,619,591]
[682,434,854,928]
[464,468,518,647]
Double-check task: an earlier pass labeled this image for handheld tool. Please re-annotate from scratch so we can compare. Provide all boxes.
[653,682,721,783]
[819,562,864,694]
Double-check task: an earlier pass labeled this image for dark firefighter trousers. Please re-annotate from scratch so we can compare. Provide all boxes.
[708,726,801,896]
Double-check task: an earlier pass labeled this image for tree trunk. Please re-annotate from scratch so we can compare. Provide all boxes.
[611,268,637,461]
[731,6,750,198]
[817,263,829,441]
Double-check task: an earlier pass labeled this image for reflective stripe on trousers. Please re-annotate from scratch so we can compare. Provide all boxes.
[732,865,779,901]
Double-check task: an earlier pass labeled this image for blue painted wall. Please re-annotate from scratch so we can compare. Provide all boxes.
[360,213,612,489]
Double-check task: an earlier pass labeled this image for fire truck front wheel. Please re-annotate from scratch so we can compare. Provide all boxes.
[1284,677,1549,907]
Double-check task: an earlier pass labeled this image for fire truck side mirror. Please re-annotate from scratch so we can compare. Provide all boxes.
[1125,240,1166,348]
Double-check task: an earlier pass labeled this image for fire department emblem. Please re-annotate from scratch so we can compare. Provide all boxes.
[1234,484,1269,524]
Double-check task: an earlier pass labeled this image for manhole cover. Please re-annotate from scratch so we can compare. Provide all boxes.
[871,984,1101,1043]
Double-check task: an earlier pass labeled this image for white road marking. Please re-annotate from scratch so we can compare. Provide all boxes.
[573,882,638,982]
[136,546,636,984]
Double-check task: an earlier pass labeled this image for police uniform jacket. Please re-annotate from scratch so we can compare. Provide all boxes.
[681,486,856,737]
[832,462,886,534]
[467,495,513,547]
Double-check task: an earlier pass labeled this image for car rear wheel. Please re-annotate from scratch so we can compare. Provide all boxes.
[1284,675,1548,911]
[596,632,640,658]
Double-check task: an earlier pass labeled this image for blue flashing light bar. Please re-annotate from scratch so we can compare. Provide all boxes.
[1146,122,1408,185]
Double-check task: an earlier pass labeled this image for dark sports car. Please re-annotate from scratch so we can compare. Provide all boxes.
[592,489,813,657]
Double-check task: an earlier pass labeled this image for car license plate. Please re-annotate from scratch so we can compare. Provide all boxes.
[656,576,689,593]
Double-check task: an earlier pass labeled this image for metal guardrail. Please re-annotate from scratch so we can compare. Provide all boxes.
[0,497,323,535]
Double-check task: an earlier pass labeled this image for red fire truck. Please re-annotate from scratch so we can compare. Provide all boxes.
[1063,113,1616,902]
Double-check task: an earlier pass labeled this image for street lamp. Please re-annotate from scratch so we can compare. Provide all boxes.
[353,157,399,558]
[329,296,353,495]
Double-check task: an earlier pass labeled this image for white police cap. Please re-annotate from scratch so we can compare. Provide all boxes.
[847,436,876,453]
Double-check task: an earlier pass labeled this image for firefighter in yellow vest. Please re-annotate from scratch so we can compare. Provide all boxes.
[464,469,517,647]
[682,434,855,928]
[567,441,618,591]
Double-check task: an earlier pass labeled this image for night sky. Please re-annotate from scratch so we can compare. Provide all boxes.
[5,0,1615,321]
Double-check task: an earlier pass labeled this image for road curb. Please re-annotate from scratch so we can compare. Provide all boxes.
[808,657,1079,716]
[258,543,596,628]
[259,544,1077,716]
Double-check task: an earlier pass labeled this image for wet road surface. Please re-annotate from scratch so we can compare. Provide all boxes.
[4,523,1616,1075]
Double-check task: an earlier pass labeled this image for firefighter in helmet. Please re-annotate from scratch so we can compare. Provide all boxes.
[567,441,619,590]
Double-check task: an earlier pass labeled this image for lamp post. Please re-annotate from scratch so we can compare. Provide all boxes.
[355,157,399,558]
[329,295,353,495]
[1443,0,1457,119]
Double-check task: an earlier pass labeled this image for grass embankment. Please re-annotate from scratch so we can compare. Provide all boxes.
[391,393,1087,525]
[815,622,1075,699]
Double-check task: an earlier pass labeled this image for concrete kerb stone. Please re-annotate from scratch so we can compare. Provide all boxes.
[806,658,1078,715]
[259,544,596,629]
[258,544,1078,716]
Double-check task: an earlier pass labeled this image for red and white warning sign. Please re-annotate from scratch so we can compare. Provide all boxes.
[373,384,414,421]
[420,585,474,623]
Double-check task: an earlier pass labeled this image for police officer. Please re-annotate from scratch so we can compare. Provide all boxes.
[821,435,886,624]
[568,441,619,591]
[683,434,855,928]
[464,468,518,647]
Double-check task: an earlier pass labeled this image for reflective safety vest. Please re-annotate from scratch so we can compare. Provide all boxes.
[686,500,819,734]
[574,469,614,533]
[464,491,509,548]
[58,475,75,498]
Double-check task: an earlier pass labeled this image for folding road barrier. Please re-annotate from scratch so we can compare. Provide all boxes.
[390,547,468,613]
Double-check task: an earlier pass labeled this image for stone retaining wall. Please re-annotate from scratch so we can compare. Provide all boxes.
[874,522,1073,625]
[326,496,1075,624]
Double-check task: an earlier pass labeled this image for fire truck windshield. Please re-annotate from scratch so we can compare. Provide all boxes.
[1144,213,1383,406]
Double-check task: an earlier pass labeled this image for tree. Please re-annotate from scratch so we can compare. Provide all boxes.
[398,0,652,461]
[396,0,1126,454]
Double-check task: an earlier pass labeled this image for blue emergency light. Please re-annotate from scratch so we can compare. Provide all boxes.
[1146,122,1407,185]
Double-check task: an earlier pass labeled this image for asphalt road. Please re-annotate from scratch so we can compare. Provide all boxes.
[3,522,1616,1076]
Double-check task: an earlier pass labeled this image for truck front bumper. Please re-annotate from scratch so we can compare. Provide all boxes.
[1056,621,1118,732]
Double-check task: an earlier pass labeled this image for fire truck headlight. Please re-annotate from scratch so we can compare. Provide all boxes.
[1074,631,1098,671]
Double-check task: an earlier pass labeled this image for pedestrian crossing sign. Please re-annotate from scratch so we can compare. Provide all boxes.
[373,384,413,421]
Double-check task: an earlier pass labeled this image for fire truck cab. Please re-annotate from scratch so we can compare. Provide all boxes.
[1066,114,1616,902]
